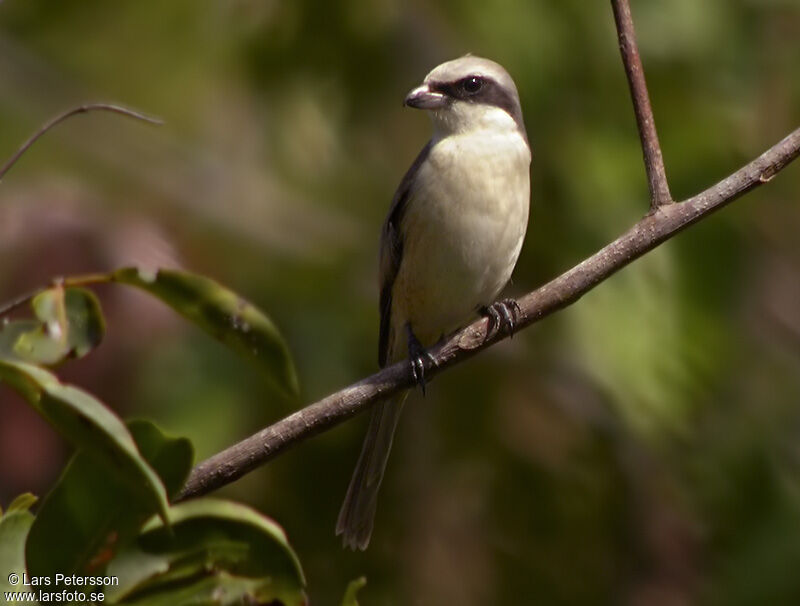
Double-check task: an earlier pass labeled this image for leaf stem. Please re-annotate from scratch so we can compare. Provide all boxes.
[0,272,113,319]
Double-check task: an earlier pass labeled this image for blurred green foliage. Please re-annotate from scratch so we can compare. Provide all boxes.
[0,415,306,605]
[1,0,800,604]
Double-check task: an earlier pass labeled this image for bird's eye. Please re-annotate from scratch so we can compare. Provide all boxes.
[461,76,483,94]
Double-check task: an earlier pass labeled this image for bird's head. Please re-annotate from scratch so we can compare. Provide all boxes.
[404,55,526,140]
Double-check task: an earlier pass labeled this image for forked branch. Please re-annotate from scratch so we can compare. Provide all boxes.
[177,2,800,500]
[179,127,800,500]
[0,10,795,505]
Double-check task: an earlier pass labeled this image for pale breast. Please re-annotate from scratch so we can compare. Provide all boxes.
[391,129,531,349]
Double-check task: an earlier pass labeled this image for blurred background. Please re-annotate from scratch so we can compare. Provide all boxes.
[1,0,800,604]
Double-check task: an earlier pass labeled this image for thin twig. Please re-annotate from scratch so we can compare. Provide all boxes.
[611,0,672,209]
[62,272,116,288]
[0,103,163,181]
[0,272,114,319]
[177,126,800,501]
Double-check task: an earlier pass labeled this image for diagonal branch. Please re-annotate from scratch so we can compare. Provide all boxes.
[611,0,673,209]
[178,126,800,501]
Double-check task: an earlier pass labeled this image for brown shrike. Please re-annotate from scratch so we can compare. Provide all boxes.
[337,55,531,550]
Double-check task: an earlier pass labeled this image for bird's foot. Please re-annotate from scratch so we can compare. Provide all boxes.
[480,298,521,339]
[406,324,435,395]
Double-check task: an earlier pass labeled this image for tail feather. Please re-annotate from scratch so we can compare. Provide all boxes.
[336,394,407,550]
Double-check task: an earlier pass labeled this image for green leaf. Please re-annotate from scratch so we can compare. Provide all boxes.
[107,498,306,605]
[63,287,106,358]
[112,573,300,606]
[127,420,194,499]
[1,287,105,366]
[113,267,299,398]
[0,359,168,520]
[341,577,367,606]
[13,286,70,365]
[25,420,192,583]
[0,320,40,361]
[0,506,35,595]
[7,493,38,514]
[27,452,129,583]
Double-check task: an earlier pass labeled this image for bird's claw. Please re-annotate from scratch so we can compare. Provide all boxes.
[409,352,436,395]
[481,298,521,339]
[406,325,435,395]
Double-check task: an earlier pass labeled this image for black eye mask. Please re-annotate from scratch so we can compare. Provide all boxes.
[428,76,527,139]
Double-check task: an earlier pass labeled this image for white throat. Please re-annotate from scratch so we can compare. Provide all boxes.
[429,103,522,141]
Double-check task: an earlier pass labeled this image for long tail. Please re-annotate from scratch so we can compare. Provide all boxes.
[336,393,407,550]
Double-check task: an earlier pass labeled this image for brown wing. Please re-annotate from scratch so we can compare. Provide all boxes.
[378,141,432,367]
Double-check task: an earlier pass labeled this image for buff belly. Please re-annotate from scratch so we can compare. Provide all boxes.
[390,128,530,356]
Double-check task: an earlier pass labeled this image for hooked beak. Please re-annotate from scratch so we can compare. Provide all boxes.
[404,84,447,110]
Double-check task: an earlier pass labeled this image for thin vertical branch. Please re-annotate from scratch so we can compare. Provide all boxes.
[611,0,673,209]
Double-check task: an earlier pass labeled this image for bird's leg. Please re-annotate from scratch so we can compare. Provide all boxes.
[405,323,436,395]
[480,298,521,339]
